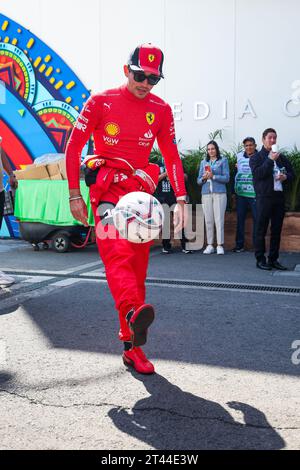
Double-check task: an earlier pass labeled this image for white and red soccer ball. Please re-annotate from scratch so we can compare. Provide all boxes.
[113,192,164,243]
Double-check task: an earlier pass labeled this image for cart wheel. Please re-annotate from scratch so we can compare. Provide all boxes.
[52,232,70,253]
[32,243,40,251]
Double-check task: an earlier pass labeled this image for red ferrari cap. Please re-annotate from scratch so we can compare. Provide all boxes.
[128,43,164,78]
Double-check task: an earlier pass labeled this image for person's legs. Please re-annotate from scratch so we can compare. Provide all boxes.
[235,196,247,249]
[123,346,155,374]
[132,241,151,307]
[180,228,191,251]
[89,166,161,370]
[255,197,271,263]
[268,195,285,263]
[202,194,214,246]
[249,197,257,248]
[122,243,155,373]
[162,238,172,251]
[93,202,153,342]
[213,193,227,246]
[161,202,172,252]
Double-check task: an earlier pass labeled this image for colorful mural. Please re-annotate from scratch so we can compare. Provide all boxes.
[0,13,91,237]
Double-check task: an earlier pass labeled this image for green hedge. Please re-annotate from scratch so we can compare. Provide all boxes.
[150,143,300,212]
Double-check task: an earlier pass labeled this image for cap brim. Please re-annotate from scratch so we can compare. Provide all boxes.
[130,64,164,78]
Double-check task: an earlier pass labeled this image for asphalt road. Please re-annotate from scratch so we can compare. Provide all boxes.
[0,239,300,450]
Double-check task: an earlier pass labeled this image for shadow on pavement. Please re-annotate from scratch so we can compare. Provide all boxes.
[0,372,14,386]
[0,303,20,317]
[108,372,285,450]
[13,281,300,377]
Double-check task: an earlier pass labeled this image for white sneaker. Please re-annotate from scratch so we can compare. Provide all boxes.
[0,271,15,287]
[203,245,215,254]
[216,246,224,255]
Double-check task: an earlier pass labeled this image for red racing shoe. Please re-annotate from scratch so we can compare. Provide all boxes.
[123,347,155,374]
[126,304,155,347]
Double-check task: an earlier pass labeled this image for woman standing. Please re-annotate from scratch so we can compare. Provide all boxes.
[197,141,230,254]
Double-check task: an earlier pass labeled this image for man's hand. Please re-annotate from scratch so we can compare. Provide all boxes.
[158,171,168,182]
[269,151,280,161]
[173,201,188,233]
[9,174,18,189]
[277,173,287,182]
[69,193,89,227]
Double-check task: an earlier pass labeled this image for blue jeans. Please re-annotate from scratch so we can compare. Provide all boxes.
[235,195,257,249]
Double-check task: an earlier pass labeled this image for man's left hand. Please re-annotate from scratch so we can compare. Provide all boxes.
[278,174,287,182]
[9,174,18,189]
[174,201,188,232]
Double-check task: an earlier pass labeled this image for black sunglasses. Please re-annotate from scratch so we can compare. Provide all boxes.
[129,67,161,86]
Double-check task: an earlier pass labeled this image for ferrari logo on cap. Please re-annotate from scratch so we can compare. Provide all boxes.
[148,54,155,63]
[146,112,155,125]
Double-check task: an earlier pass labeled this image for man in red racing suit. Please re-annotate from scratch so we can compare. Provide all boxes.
[66,43,187,374]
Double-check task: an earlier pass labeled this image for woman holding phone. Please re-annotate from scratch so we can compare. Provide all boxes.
[197,141,230,254]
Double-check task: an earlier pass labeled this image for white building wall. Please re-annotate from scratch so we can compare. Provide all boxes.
[1,0,300,151]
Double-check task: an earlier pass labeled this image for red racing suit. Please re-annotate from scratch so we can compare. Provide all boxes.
[66,84,186,341]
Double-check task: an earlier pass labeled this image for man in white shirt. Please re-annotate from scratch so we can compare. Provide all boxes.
[249,128,294,271]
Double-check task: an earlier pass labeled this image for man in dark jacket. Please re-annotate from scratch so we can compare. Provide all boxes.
[249,128,294,270]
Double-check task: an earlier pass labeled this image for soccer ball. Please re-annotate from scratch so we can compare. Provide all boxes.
[112,192,164,243]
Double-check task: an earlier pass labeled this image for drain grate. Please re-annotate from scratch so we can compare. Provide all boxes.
[2,271,300,296]
[146,278,300,294]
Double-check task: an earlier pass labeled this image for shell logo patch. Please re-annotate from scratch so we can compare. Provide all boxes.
[148,54,155,63]
[146,112,155,125]
[105,122,120,136]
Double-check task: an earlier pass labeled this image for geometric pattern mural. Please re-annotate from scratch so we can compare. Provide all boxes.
[0,13,91,237]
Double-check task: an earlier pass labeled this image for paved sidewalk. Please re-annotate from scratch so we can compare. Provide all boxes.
[0,239,300,450]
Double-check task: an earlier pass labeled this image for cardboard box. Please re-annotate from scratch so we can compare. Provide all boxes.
[14,166,50,180]
[46,162,60,177]
[22,164,36,170]
[47,158,66,179]
[58,158,67,179]
[50,173,63,180]
[14,156,67,181]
